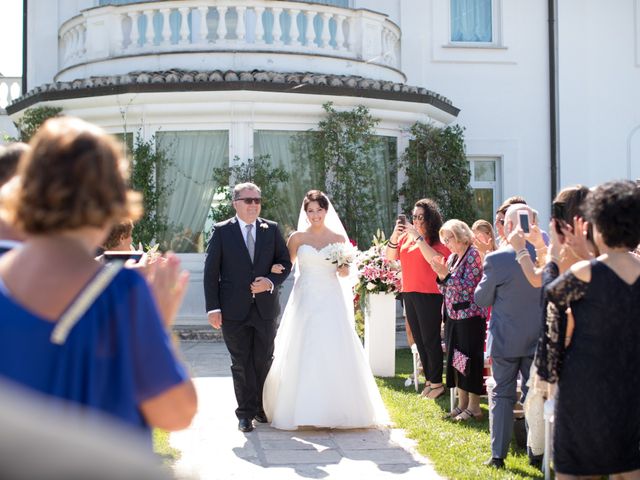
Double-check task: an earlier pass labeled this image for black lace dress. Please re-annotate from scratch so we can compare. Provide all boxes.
[537,259,640,475]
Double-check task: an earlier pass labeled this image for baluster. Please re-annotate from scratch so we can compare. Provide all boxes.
[142,10,153,46]
[63,31,71,64]
[216,6,228,42]
[346,16,355,51]
[272,7,283,45]
[70,27,79,60]
[255,6,265,43]
[197,6,209,43]
[320,12,331,49]
[160,8,172,46]
[79,24,87,56]
[128,11,140,49]
[114,13,124,50]
[289,9,300,46]
[178,7,190,44]
[236,6,246,41]
[304,10,315,46]
[335,14,345,50]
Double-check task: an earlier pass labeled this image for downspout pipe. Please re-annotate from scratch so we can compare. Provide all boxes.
[21,0,28,95]
[548,0,559,200]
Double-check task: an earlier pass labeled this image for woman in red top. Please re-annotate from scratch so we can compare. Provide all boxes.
[386,199,450,399]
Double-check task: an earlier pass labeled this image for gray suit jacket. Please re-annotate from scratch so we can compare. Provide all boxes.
[474,244,542,358]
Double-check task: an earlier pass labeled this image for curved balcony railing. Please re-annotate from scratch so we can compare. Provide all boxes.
[0,77,22,109]
[58,0,401,80]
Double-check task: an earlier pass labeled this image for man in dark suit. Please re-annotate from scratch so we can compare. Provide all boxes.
[204,182,292,432]
[474,204,542,468]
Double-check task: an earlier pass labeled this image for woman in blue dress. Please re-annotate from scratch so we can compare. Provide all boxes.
[0,117,196,438]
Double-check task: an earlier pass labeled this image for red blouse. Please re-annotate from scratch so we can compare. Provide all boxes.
[398,235,450,294]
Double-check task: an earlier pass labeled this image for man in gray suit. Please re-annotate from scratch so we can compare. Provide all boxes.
[474,204,542,469]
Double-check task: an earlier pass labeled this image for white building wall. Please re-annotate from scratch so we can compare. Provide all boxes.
[398,0,551,217]
[558,0,640,186]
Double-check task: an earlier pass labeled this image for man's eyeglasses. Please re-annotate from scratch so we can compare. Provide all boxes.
[411,214,425,222]
[235,197,262,205]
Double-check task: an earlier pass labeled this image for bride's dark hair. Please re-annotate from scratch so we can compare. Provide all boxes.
[303,190,329,211]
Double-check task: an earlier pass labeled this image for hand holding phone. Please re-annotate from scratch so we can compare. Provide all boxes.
[397,214,407,225]
[518,210,530,234]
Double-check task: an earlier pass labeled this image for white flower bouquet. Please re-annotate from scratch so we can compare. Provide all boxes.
[324,242,358,268]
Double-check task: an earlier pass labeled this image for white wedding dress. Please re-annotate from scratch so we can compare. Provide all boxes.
[263,242,389,430]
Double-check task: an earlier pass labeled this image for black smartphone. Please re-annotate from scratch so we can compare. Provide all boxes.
[102,251,144,263]
[518,210,530,234]
[552,202,566,235]
[397,214,407,225]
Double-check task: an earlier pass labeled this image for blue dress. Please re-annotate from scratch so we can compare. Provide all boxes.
[0,268,189,437]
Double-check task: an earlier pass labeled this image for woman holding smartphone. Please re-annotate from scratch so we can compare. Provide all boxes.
[386,199,450,399]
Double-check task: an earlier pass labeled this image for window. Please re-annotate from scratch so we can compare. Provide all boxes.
[468,157,501,222]
[450,0,493,43]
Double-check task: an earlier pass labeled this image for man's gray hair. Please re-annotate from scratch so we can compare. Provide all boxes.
[233,182,261,200]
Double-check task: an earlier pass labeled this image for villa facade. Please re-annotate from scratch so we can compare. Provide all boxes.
[5,0,640,325]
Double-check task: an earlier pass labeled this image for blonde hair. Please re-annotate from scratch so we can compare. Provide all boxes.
[472,219,497,252]
[8,117,141,234]
[440,219,474,246]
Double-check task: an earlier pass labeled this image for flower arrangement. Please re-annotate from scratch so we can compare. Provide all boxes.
[324,242,358,267]
[354,231,402,303]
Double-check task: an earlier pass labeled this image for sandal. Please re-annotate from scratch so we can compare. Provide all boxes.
[443,407,464,419]
[454,408,483,422]
[421,384,445,400]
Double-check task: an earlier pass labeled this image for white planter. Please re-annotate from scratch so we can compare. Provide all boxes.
[364,292,396,377]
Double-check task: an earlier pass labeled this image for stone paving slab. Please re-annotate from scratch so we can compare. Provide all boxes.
[170,342,441,480]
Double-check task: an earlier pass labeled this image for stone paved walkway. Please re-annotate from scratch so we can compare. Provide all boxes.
[171,342,442,480]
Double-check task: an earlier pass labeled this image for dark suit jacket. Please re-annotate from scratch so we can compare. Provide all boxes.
[203,216,292,321]
[474,244,542,358]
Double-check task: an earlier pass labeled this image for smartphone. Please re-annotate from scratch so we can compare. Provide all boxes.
[102,251,144,263]
[551,202,566,235]
[518,210,530,234]
[397,214,407,225]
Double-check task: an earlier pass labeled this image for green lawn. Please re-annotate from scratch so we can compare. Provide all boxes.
[376,349,543,480]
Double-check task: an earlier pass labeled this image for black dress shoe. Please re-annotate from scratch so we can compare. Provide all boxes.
[238,418,254,432]
[529,454,543,470]
[484,457,505,469]
[254,413,268,424]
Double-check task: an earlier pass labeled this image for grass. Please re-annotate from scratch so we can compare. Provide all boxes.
[153,428,181,467]
[376,349,543,480]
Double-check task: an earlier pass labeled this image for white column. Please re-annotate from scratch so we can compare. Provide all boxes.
[114,13,124,51]
[364,293,396,377]
[142,10,153,46]
[236,6,246,41]
[197,6,209,43]
[304,10,315,46]
[128,11,141,49]
[320,12,331,49]
[272,7,283,45]
[254,6,265,44]
[178,7,190,45]
[346,16,355,52]
[160,8,172,46]
[288,9,300,46]
[216,6,228,43]
[335,14,345,51]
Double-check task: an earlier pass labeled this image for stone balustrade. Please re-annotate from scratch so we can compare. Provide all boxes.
[0,77,22,109]
[58,0,401,79]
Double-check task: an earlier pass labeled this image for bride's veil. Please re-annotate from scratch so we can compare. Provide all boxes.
[295,194,357,327]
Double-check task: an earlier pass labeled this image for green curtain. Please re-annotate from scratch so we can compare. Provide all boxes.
[156,131,228,252]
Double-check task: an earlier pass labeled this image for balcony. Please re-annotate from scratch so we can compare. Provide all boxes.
[57,0,403,83]
[0,76,22,109]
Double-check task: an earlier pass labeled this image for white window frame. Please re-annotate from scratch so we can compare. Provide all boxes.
[468,156,502,220]
[448,0,502,48]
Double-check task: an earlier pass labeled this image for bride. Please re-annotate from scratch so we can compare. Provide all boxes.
[262,190,389,430]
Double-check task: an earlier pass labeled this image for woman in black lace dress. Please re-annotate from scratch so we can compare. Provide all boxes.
[537,180,640,478]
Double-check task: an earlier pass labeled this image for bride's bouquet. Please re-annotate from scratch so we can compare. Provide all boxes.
[354,231,402,299]
[324,242,358,267]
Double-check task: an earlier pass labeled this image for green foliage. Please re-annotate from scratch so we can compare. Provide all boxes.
[399,122,477,225]
[208,155,290,228]
[129,133,172,248]
[376,349,543,480]
[308,102,382,246]
[14,106,63,142]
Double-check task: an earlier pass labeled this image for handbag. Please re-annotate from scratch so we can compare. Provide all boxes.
[452,348,469,376]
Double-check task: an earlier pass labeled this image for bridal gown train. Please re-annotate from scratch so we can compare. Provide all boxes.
[263,243,389,430]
